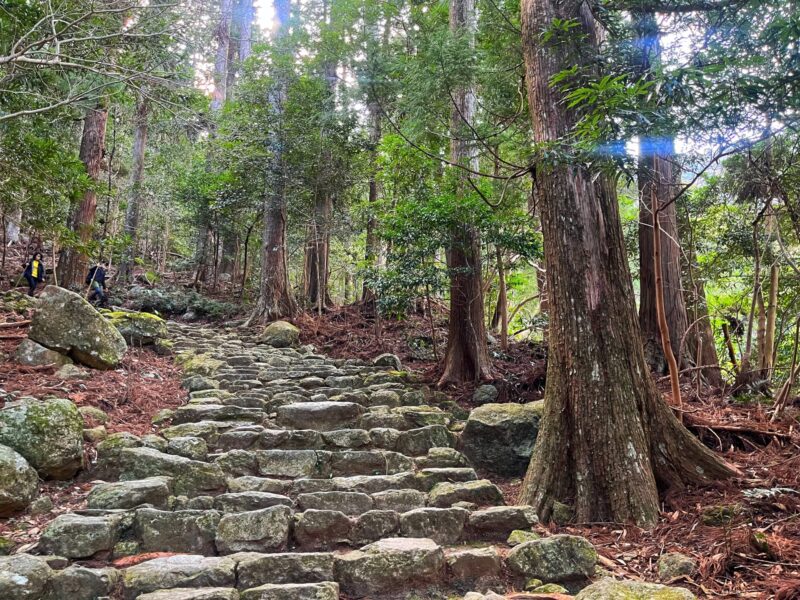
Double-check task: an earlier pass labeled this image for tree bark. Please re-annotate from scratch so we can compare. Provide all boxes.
[362,99,381,303]
[760,263,779,375]
[678,204,723,386]
[634,13,691,374]
[438,0,492,386]
[303,59,336,310]
[518,0,736,526]
[58,105,108,288]
[119,96,149,282]
[247,0,297,324]
[303,193,333,311]
[211,0,233,112]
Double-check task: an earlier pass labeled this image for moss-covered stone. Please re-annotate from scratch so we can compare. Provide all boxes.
[575,578,696,599]
[102,310,169,346]
[29,286,127,369]
[657,552,697,581]
[701,504,742,526]
[507,530,542,546]
[78,405,108,424]
[532,583,569,594]
[507,534,597,583]
[83,425,108,443]
[258,321,300,348]
[15,338,72,367]
[0,397,84,480]
[461,402,544,476]
[178,352,224,377]
[0,444,39,516]
[0,554,52,598]
[1,290,38,314]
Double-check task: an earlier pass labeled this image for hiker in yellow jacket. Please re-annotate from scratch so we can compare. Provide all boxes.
[22,252,45,297]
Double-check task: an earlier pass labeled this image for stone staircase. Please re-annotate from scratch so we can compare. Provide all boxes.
[0,322,697,600]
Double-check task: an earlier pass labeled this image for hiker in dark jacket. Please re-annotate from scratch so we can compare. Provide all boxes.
[22,252,45,296]
[86,261,108,305]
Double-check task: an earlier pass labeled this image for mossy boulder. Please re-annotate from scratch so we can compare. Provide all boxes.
[1,290,38,314]
[461,401,544,476]
[102,310,169,346]
[258,321,300,348]
[0,444,39,517]
[29,286,127,369]
[507,534,597,583]
[0,554,53,599]
[14,338,72,367]
[0,397,84,479]
[657,552,697,581]
[177,351,224,377]
[507,530,542,546]
[575,578,697,599]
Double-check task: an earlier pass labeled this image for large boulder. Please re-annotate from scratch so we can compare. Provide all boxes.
[575,579,697,599]
[102,310,169,346]
[29,286,127,369]
[258,321,300,348]
[14,338,72,367]
[0,397,84,479]
[506,534,597,583]
[461,402,544,476]
[0,554,53,599]
[334,537,444,596]
[0,444,39,516]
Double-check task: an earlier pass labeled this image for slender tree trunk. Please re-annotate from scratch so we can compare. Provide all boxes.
[497,247,508,350]
[438,0,492,385]
[247,0,297,324]
[760,263,779,376]
[678,204,723,386]
[58,105,108,288]
[302,60,336,310]
[362,100,381,303]
[634,13,691,373]
[211,0,233,112]
[119,96,149,282]
[518,0,736,526]
[303,193,333,310]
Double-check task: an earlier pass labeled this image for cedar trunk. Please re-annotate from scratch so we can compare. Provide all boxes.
[58,106,108,288]
[362,100,381,302]
[119,96,149,282]
[303,60,336,310]
[634,14,691,373]
[519,0,735,526]
[303,194,333,310]
[638,144,691,373]
[439,0,492,385]
[248,0,297,323]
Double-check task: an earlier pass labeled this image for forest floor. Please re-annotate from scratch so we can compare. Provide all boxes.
[0,295,799,598]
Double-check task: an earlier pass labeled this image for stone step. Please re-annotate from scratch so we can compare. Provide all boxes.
[37,502,534,558]
[213,448,416,478]
[118,537,509,598]
[274,401,365,431]
[172,405,265,425]
[214,424,458,457]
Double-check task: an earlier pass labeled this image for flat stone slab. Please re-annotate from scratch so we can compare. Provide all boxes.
[276,402,364,432]
[137,589,240,600]
[235,553,335,589]
[87,476,173,510]
[212,492,292,513]
[334,537,444,597]
[122,555,237,600]
[240,582,339,600]
[119,447,225,495]
[296,492,374,515]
